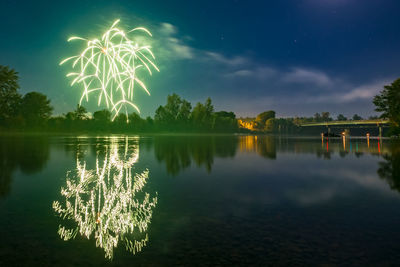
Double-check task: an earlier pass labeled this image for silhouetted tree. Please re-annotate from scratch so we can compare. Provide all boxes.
[47,116,65,130]
[321,111,331,121]
[21,92,53,127]
[145,116,154,131]
[337,114,347,121]
[128,112,146,131]
[93,109,111,131]
[373,78,400,127]
[192,97,214,130]
[165,93,181,122]
[177,99,192,124]
[93,109,111,122]
[154,94,193,130]
[213,111,238,132]
[352,114,363,120]
[65,111,76,121]
[0,65,21,126]
[191,102,206,128]
[255,110,275,126]
[113,113,129,131]
[154,105,167,123]
[74,105,88,120]
[215,111,235,120]
[265,118,276,132]
[314,112,322,122]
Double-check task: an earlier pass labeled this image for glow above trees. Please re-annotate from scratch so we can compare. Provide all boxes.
[60,19,159,121]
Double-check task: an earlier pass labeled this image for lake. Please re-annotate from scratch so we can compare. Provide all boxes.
[1,135,400,266]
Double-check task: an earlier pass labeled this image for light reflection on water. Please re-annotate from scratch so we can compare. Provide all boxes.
[53,137,157,259]
[1,135,400,265]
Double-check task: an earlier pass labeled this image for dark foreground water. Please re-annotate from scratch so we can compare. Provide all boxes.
[1,135,400,266]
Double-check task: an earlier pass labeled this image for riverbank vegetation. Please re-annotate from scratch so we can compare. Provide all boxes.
[373,78,400,136]
[1,65,399,134]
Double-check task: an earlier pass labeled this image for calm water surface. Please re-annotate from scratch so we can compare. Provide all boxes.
[1,135,400,266]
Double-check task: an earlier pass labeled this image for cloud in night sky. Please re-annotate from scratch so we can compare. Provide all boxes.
[282,68,332,87]
[158,23,194,59]
[2,0,400,118]
[150,21,392,117]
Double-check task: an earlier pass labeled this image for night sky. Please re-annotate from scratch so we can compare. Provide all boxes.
[1,0,400,118]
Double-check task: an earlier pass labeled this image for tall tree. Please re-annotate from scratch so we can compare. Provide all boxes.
[337,114,347,121]
[21,92,53,127]
[314,112,321,122]
[155,94,193,130]
[321,112,331,121]
[154,105,167,122]
[192,97,214,130]
[128,112,145,131]
[74,105,88,120]
[191,103,206,127]
[65,111,76,121]
[204,97,214,116]
[93,109,111,122]
[177,99,192,123]
[164,93,182,122]
[0,65,21,125]
[93,109,111,131]
[265,118,276,132]
[373,78,400,127]
[255,110,275,127]
[213,111,237,132]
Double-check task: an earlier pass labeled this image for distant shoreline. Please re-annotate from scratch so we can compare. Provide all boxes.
[0,130,395,139]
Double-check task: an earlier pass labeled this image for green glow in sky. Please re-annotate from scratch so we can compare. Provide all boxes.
[60,19,159,121]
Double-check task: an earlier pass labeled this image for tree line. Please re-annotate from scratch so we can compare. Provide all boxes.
[0,66,53,129]
[0,65,238,133]
[45,94,238,133]
[238,111,377,133]
[1,64,399,135]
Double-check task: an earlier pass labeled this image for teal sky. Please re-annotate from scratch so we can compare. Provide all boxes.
[1,0,400,118]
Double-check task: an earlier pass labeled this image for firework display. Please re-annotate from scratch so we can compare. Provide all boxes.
[60,20,159,121]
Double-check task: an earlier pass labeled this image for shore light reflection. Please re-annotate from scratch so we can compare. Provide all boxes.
[53,137,157,259]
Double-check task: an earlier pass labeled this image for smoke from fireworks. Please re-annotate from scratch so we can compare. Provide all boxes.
[60,19,159,121]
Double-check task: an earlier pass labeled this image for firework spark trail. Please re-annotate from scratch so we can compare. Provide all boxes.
[53,137,157,259]
[60,19,159,121]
